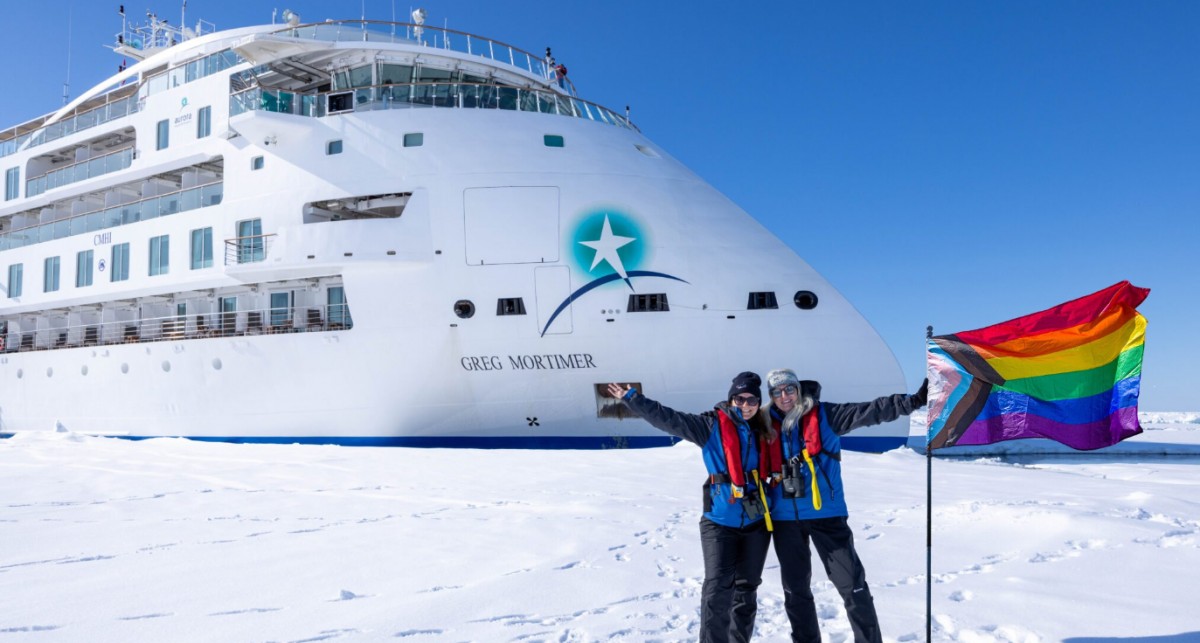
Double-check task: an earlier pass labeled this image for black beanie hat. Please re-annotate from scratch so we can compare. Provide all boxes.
[728,371,762,403]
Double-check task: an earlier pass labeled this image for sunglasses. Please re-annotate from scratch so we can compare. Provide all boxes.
[731,394,760,407]
[770,385,798,398]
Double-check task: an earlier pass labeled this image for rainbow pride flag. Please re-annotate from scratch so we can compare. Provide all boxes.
[926,281,1149,451]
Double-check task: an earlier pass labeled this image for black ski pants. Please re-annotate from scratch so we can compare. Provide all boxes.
[698,517,772,643]
[770,516,882,643]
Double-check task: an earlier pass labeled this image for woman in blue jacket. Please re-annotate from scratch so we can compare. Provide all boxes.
[608,372,774,643]
[761,368,926,643]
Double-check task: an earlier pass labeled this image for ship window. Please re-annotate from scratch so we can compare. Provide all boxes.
[6,263,22,298]
[197,106,212,139]
[379,64,413,84]
[747,291,778,310]
[219,296,237,334]
[190,227,213,269]
[416,66,453,82]
[331,70,350,91]
[794,290,819,310]
[251,156,264,170]
[4,167,18,201]
[236,219,264,263]
[43,256,60,293]
[76,249,94,287]
[149,235,170,276]
[404,133,424,147]
[453,299,475,319]
[156,119,169,150]
[270,292,293,327]
[496,297,527,316]
[544,135,564,148]
[627,293,669,312]
[326,140,343,155]
[328,286,352,328]
[328,92,353,113]
[111,243,130,282]
[349,65,374,88]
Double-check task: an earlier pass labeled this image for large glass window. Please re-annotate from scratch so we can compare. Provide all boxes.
[270,291,292,327]
[379,63,412,84]
[328,286,352,328]
[149,235,170,276]
[4,167,18,201]
[156,119,169,150]
[43,256,60,292]
[76,249,94,287]
[6,263,22,298]
[349,65,374,88]
[236,218,263,263]
[197,106,212,138]
[111,242,130,282]
[219,296,237,334]
[190,227,213,269]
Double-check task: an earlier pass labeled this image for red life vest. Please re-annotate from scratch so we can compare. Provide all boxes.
[716,410,749,489]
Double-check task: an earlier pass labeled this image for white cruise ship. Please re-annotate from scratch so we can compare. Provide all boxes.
[0,10,909,449]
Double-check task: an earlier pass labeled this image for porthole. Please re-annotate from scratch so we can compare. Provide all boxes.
[454,300,475,319]
[794,290,819,310]
[81,365,89,376]
[16,368,23,379]
[161,361,171,372]
[46,367,53,378]
[212,358,222,370]
[121,363,129,374]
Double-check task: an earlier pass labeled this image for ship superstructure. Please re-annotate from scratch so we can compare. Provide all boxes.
[0,11,909,449]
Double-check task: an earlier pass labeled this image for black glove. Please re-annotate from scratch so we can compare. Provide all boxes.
[911,378,929,408]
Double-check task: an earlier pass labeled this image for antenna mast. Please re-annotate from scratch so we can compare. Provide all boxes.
[62,6,73,106]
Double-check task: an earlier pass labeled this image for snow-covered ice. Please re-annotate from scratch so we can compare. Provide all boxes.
[2,416,1198,642]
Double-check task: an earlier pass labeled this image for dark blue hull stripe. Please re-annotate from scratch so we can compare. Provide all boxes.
[0,432,906,452]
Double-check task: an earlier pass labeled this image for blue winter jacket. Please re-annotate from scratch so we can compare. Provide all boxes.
[622,389,766,528]
[767,380,921,522]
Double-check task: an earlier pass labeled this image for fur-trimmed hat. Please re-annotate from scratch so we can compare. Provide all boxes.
[727,371,762,403]
[766,368,800,396]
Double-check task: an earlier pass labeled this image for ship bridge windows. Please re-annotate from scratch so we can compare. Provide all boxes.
[303,193,410,224]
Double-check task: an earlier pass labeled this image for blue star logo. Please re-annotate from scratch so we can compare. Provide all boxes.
[540,209,688,336]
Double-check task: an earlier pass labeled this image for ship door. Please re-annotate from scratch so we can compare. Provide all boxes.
[534,266,572,335]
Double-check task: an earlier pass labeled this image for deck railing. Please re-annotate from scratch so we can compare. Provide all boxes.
[271,20,561,84]
[224,234,277,265]
[0,181,223,252]
[0,302,352,353]
[25,147,135,198]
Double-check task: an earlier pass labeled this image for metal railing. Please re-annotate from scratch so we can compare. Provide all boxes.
[0,181,223,252]
[25,147,135,198]
[224,234,277,265]
[1,303,353,353]
[230,81,635,130]
[271,20,560,83]
[1,93,139,160]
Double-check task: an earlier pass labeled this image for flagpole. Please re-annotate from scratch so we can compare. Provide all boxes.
[925,324,933,643]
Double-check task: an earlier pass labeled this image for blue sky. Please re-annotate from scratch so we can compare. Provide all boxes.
[5,1,1197,410]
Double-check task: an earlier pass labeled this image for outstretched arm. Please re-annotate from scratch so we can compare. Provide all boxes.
[824,379,928,436]
[607,383,713,447]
